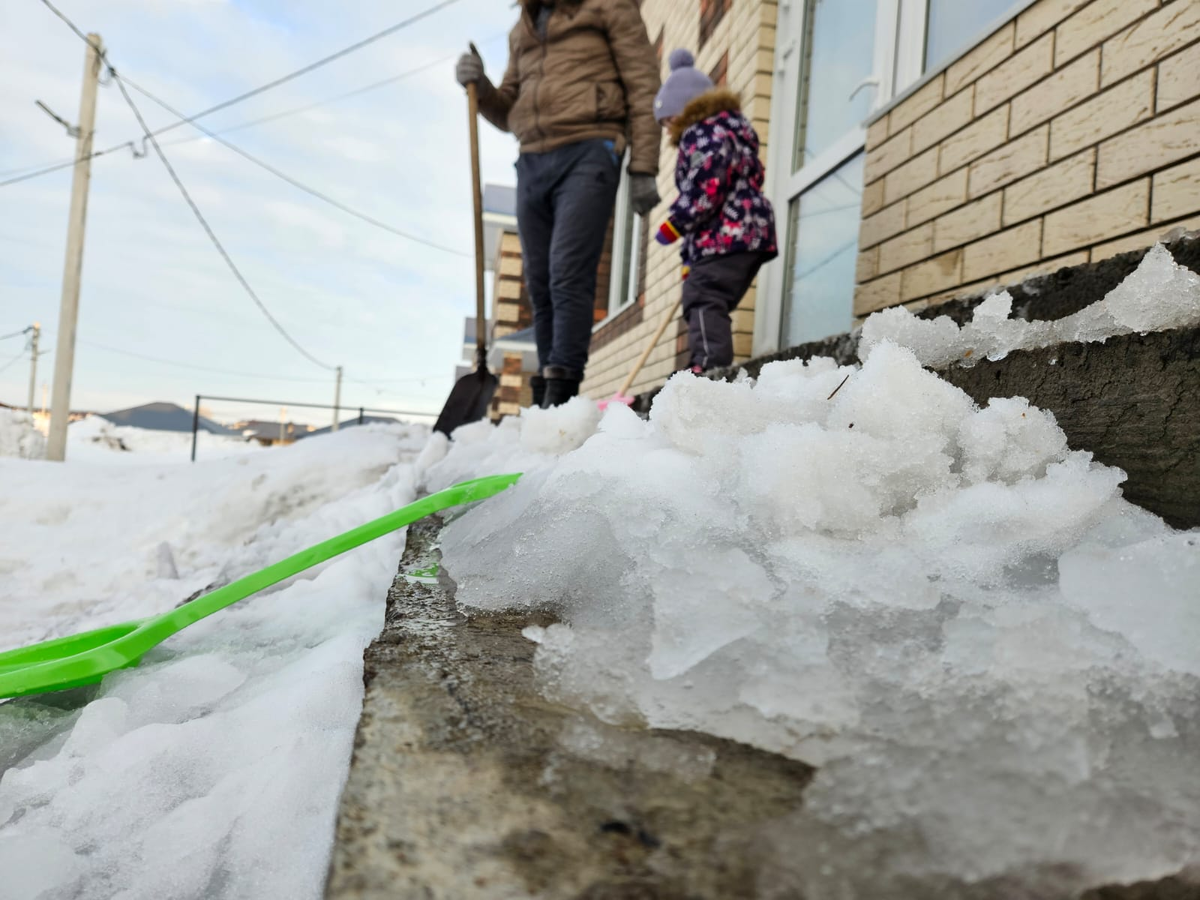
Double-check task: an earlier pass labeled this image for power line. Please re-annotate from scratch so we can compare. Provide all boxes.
[0,353,27,374]
[70,336,338,381]
[163,46,488,145]
[35,0,464,145]
[0,327,32,341]
[39,7,338,373]
[113,77,338,370]
[122,78,469,257]
[5,22,499,195]
[0,142,140,188]
[43,330,440,386]
[42,330,445,384]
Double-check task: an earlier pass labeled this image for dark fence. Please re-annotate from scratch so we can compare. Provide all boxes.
[190,394,432,462]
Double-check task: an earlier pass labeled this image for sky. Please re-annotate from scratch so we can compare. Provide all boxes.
[0,0,523,422]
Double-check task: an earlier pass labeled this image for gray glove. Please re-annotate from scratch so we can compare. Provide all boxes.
[455,51,484,87]
[629,173,660,216]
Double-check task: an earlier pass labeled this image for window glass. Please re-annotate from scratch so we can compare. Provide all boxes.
[792,0,878,172]
[603,166,641,319]
[616,204,640,312]
[780,153,864,346]
[925,0,1018,74]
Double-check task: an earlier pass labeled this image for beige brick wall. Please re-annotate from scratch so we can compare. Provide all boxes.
[855,0,1200,317]
[581,0,777,400]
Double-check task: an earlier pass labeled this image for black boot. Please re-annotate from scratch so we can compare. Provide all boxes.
[530,374,546,409]
[541,365,582,408]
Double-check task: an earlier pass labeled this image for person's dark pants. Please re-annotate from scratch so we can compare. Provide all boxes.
[516,139,621,379]
[682,252,770,370]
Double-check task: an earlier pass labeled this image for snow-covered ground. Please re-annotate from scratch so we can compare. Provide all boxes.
[424,245,1200,896]
[0,422,428,900]
[0,409,46,460]
[0,412,264,465]
[2,243,1197,898]
[65,415,264,464]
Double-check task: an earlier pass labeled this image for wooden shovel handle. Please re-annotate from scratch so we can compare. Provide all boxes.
[618,298,682,397]
[467,79,487,367]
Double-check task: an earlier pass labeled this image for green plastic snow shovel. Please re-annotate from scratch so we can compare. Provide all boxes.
[0,473,521,701]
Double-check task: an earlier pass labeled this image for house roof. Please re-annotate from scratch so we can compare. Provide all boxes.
[483,184,516,217]
[101,402,236,435]
[483,183,519,272]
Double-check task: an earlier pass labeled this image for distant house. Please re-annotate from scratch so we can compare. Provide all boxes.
[235,419,314,447]
[294,415,398,440]
[101,402,236,436]
[1,400,88,425]
[457,183,538,417]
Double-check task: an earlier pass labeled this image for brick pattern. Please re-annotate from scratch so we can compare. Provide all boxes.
[492,232,531,338]
[855,0,1200,316]
[581,0,776,400]
[591,294,645,352]
[489,352,532,421]
[488,231,536,420]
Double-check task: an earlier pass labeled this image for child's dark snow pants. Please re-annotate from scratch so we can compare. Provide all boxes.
[516,139,621,378]
[681,251,769,370]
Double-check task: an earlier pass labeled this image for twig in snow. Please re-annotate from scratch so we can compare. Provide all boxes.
[827,374,851,401]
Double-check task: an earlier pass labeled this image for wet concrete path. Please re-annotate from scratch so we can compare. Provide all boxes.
[325,519,813,900]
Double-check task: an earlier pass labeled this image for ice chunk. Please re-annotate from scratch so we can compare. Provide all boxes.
[958,397,1069,484]
[647,548,771,680]
[1060,531,1200,675]
[859,306,964,368]
[1093,242,1200,334]
[859,243,1200,368]
[435,331,1200,895]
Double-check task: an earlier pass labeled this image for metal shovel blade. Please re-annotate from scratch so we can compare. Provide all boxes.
[433,365,498,436]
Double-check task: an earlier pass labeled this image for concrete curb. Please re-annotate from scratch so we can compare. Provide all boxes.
[325,519,812,900]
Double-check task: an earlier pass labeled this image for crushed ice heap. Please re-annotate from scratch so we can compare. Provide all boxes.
[426,244,1200,895]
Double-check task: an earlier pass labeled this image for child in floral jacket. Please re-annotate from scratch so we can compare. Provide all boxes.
[653,49,777,371]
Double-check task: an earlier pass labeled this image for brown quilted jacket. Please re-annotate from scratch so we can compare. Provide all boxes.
[476,0,662,175]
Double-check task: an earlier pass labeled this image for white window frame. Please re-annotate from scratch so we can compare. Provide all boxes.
[754,0,1034,357]
[595,158,643,329]
[756,0,899,356]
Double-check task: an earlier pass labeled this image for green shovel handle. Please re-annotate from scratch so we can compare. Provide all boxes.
[0,473,520,700]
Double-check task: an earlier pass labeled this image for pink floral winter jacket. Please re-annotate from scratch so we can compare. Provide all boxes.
[656,88,778,270]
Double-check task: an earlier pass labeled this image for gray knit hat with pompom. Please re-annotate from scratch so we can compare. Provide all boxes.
[653,49,714,123]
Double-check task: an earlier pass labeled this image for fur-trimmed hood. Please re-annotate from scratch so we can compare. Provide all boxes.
[668,88,742,146]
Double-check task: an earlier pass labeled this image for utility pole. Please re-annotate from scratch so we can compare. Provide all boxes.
[332,365,343,432]
[27,323,40,416]
[46,33,103,462]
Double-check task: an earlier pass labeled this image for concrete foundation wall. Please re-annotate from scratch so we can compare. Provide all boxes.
[638,236,1200,528]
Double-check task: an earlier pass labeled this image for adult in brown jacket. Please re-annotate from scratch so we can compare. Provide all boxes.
[457,0,662,407]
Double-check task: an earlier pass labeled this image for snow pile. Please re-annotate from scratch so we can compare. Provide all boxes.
[66,414,262,463]
[0,424,424,899]
[420,397,601,492]
[860,242,1200,367]
[435,346,1200,894]
[0,408,46,459]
